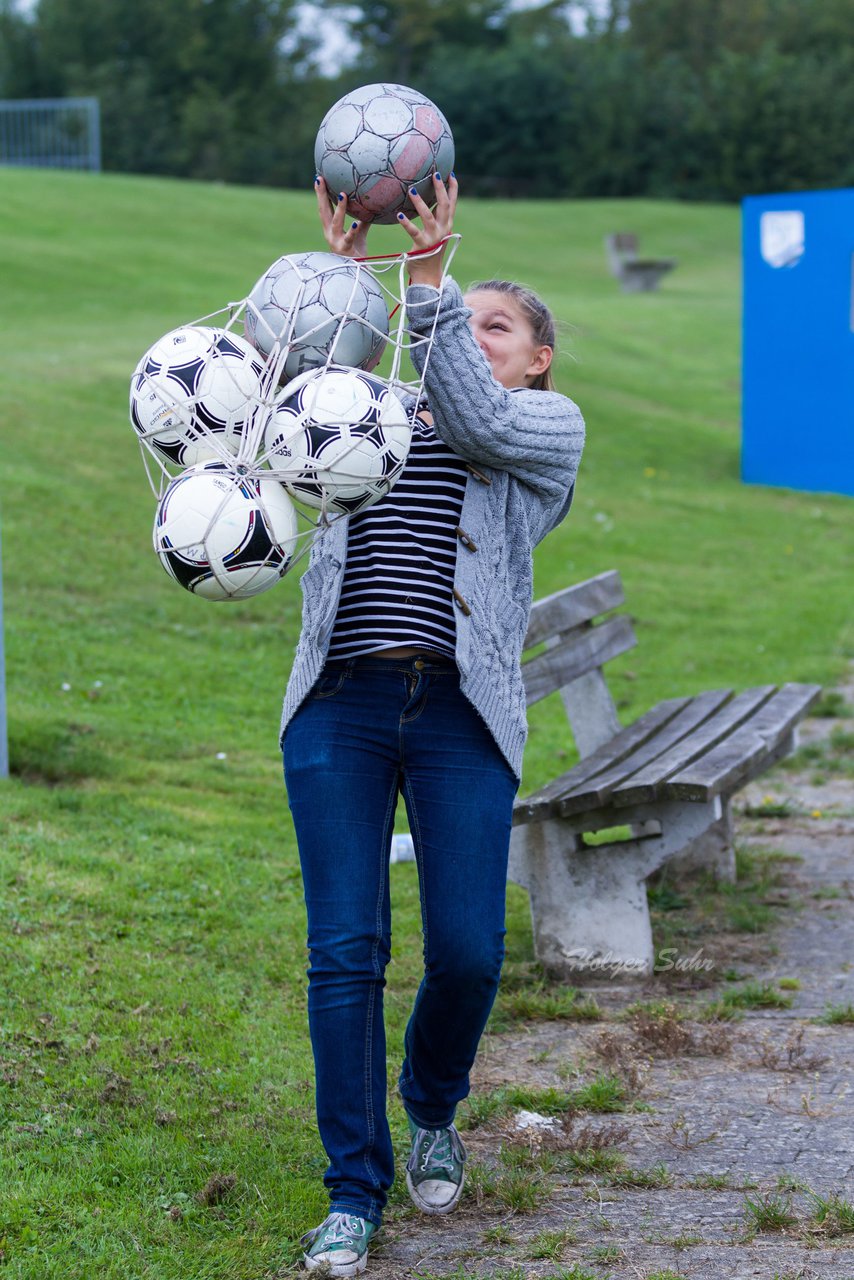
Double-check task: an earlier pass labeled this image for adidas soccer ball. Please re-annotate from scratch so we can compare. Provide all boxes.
[130,326,266,467]
[315,83,454,225]
[262,366,411,515]
[154,462,298,600]
[244,251,388,380]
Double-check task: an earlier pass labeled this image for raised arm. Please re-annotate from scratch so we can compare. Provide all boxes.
[406,278,585,504]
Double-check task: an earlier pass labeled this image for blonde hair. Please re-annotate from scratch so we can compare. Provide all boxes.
[467,279,557,391]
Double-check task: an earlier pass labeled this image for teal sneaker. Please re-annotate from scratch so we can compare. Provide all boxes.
[301,1212,377,1276]
[405,1117,466,1214]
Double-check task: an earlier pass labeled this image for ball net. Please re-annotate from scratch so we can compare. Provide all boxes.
[132,236,461,601]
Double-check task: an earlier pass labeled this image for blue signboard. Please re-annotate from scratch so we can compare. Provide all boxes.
[742,189,854,498]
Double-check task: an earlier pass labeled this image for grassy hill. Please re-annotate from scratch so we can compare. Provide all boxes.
[2,169,849,773]
[0,168,851,1277]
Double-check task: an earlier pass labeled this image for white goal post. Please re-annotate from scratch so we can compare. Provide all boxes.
[0,97,101,171]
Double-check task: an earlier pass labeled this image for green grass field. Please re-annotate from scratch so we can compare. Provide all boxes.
[0,168,851,1279]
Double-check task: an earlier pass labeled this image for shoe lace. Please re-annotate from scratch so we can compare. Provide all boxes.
[408,1125,465,1176]
[305,1212,368,1249]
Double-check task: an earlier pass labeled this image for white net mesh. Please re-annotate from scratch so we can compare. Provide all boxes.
[131,237,460,601]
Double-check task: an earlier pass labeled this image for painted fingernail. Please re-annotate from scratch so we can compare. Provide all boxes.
[450,170,456,179]
[351,221,359,229]
[314,175,320,184]
[435,172,442,181]
[397,212,406,221]
[409,186,418,196]
[338,192,345,201]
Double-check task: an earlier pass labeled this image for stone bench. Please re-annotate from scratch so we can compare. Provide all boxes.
[508,570,820,980]
[605,232,676,293]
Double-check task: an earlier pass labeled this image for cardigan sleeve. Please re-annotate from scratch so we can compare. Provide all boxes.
[404,278,585,505]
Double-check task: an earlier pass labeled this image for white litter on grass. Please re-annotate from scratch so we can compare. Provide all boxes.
[390,833,415,863]
[215,752,227,760]
[60,682,71,692]
[514,1110,559,1133]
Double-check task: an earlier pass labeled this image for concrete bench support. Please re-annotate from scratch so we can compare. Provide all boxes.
[509,799,722,980]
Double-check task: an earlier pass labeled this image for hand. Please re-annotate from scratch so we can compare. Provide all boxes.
[315,175,369,258]
[397,172,458,288]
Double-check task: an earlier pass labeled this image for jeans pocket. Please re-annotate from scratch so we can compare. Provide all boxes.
[310,668,347,700]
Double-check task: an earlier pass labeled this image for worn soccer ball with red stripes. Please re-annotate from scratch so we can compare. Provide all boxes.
[262,366,411,515]
[130,326,265,467]
[154,462,298,600]
[315,83,454,225]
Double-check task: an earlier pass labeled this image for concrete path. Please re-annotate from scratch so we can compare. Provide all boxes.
[342,681,854,1280]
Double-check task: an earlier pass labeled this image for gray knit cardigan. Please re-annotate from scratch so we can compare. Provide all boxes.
[278,277,585,779]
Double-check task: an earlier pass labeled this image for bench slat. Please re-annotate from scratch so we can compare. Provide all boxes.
[609,685,778,808]
[524,571,624,650]
[513,696,692,824]
[665,683,822,801]
[523,615,637,707]
[557,689,734,816]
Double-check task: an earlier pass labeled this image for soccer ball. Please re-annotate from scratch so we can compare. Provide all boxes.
[130,326,266,467]
[315,83,454,225]
[262,366,411,515]
[244,251,388,380]
[154,462,298,600]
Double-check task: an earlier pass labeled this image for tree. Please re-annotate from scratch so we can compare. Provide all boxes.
[1,0,319,184]
[323,0,513,81]
[0,0,43,97]
[4,0,854,199]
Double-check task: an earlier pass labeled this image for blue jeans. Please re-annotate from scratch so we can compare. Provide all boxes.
[282,654,518,1226]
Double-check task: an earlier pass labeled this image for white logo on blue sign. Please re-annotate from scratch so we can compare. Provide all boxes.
[760,211,804,268]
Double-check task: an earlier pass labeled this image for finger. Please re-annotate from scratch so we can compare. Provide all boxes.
[407,185,439,236]
[433,170,452,206]
[395,210,423,244]
[447,172,459,219]
[342,220,359,247]
[405,184,430,213]
[431,172,455,229]
[331,191,348,234]
[315,175,334,230]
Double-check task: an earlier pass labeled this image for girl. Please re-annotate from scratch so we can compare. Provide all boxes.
[283,174,585,1275]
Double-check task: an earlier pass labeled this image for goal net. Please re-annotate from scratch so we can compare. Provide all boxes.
[0,98,101,171]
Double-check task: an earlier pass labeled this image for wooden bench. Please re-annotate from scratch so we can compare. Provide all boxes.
[604,232,677,293]
[508,571,821,981]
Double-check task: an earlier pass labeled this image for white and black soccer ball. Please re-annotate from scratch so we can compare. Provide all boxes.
[154,462,298,600]
[315,83,455,225]
[244,251,388,381]
[262,366,411,516]
[130,326,266,467]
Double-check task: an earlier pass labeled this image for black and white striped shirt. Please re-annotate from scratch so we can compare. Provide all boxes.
[326,416,468,659]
